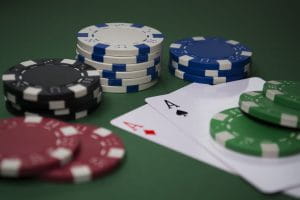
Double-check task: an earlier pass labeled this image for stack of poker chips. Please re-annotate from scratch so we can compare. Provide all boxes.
[169,36,253,85]
[0,116,126,183]
[2,58,102,120]
[75,23,164,93]
[210,80,300,158]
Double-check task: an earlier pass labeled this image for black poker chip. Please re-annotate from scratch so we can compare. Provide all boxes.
[4,86,102,110]
[2,58,101,102]
[5,97,102,121]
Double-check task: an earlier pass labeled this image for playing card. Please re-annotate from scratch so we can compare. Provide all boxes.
[145,77,300,193]
[110,104,234,174]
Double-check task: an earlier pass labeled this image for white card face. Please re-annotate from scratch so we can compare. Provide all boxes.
[145,77,300,193]
[110,104,234,174]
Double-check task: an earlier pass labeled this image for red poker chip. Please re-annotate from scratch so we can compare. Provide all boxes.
[0,116,80,177]
[40,124,126,183]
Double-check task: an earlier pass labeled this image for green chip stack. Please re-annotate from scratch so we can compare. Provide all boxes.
[210,80,300,158]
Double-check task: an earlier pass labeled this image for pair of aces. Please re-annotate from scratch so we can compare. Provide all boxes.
[111,77,300,198]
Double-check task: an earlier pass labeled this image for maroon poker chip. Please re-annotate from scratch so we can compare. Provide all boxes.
[40,124,126,183]
[0,116,80,177]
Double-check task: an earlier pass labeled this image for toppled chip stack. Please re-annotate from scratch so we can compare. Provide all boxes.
[76,23,164,93]
[169,36,252,85]
[2,58,102,120]
[0,116,126,183]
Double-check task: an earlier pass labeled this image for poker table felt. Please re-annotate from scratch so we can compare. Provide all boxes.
[0,0,300,199]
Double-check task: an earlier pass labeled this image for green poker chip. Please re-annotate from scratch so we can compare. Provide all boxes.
[239,91,300,129]
[210,107,300,158]
[263,80,300,110]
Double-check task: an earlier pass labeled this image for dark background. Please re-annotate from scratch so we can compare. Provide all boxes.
[0,0,300,199]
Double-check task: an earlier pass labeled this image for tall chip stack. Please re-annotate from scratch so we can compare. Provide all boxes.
[76,23,164,93]
[210,80,300,158]
[169,36,252,85]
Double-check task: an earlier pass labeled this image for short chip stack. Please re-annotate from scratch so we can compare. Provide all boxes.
[169,36,252,85]
[210,80,300,158]
[75,23,164,93]
[0,116,126,183]
[2,58,102,120]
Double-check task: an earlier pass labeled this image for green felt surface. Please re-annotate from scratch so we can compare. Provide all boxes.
[0,0,300,199]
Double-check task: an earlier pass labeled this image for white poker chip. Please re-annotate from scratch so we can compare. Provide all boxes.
[77,23,164,56]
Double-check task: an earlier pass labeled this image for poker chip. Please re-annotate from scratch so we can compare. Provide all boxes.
[169,36,252,70]
[263,80,300,110]
[77,23,164,56]
[97,64,160,79]
[239,91,300,129]
[210,108,300,158]
[2,58,103,120]
[0,116,80,177]
[2,58,101,101]
[169,64,247,85]
[5,97,101,121]
[77,44,161,64]
[5,87,102,110]
[75,23,164,93]
[100,70,160,86]
[170,59,250,77]
[77,54,161,72]
[40,124,125,183]
[102,80,158,93]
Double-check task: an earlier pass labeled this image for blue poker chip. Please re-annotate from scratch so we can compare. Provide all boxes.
[169,64,247,85]
[169,59,250,77]
[169,36,252,70]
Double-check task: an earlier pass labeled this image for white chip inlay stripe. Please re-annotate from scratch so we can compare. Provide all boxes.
[24,115,42,123]
[192,36,205,41]
[23,87,42,101]
[217,60,231,70]
[50,148,72,165]
[261,143,279,158]
[108,148,125,159]
[20,60,36,67]
[226,40,239,45]
[2,74,16,81]
[266,89,283,101]
[281,114,298,128]
[71,165,92,183]
[61,59,76,65]
[241,51,252,57]
[240,101,258,113]
[179,55,193,66]
[215,131,235,146]
[213,113,228,121]
[68,84,87,98]
[170,43,181,49]
[0,159,21,177]
[60,126,79,136]
[94,127,112,137]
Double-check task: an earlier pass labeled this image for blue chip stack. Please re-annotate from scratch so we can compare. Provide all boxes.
[169,36,253,85]
[75,23,164,93]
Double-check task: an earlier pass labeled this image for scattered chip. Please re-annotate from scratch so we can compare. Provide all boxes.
[40,124,125,183]
[263,80,300,110]
[210,108,300,158]
[0,116,80,177]
[239,91,300,129]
